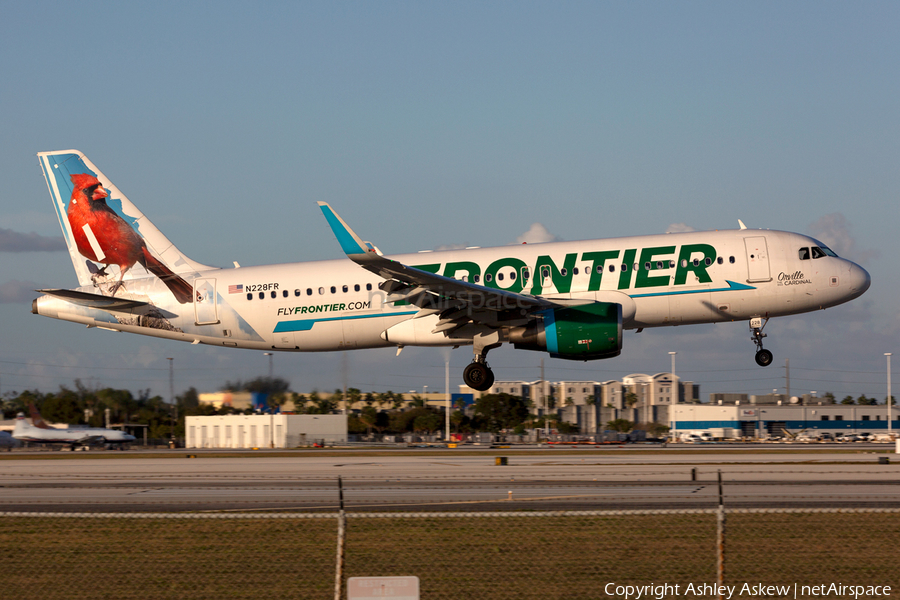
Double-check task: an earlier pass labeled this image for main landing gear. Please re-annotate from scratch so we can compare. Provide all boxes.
[750,317,773,367]
[463,331,502,392]
[463,362,494,391]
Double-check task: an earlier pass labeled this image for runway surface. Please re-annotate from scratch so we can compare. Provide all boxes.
[1,448,898,512]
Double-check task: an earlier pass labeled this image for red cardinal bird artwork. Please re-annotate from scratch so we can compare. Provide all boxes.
[66,173,194,304]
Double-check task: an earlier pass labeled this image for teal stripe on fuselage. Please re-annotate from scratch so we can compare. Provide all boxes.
[630,280,755,299]
[273,311,417,333]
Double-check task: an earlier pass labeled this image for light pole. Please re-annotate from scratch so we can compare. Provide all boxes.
[886,353,893,438]
[264,352,273,380]
[669,351,677,441]
[445,355,450,442]
[167,358,175,446]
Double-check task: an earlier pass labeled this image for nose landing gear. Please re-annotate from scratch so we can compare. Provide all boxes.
[750,317,773,367]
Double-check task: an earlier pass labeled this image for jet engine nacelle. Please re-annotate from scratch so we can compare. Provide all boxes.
[509,302,622,360]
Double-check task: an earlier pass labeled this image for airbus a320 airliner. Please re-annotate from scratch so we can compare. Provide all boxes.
[33,150,870,391]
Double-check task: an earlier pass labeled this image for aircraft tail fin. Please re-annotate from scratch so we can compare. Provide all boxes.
[37,150,213,300]
[28,403,53,429]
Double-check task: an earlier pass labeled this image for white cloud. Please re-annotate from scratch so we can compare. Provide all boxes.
[0,228,66,252]
[808,213,879,264]
[0,280,44,303]
[665,223,696,233]
[516,223,560,244]
[433,243,467,251]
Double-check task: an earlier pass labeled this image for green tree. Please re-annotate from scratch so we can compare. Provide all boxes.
[347,388,362,409]
[450,410,468,433]
[413,413,442,434]
[472,393,529,433]
[556,421,579,434]
[606,418,634,432]
[359,406,379,435]
[624,392,639,408]
[841,395,855,405]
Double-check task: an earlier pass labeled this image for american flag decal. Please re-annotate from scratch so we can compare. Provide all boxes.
[228,284,243,294]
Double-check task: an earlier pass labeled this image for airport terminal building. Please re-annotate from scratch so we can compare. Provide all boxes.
[673,402,898,438]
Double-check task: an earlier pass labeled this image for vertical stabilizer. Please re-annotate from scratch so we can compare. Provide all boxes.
[37,150,213,302]
[28,403,53,429]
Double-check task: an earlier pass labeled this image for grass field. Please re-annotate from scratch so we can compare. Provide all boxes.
[1,511,897,599]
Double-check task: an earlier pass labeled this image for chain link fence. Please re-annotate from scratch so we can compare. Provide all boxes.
[1,508,898,599]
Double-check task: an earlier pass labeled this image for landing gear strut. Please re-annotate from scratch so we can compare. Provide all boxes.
[750,317,773,367]
[463,331,501,391]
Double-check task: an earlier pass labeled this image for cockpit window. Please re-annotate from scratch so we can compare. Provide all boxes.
[799,247,810,260]
[815,245,838,258]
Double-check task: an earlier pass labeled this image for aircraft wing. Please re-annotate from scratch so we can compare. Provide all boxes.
[317,203,557,325]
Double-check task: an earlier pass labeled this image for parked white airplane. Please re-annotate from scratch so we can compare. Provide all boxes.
[33,150,870,391]
[12,403,136,448]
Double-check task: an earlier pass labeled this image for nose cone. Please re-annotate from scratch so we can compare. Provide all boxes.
[848,262,871,298]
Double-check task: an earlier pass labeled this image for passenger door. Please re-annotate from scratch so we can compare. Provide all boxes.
[743,237,772,283]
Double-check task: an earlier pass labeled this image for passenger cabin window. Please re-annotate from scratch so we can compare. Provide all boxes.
[799,247,810,260]
[318,287,325,295]
[717,257,723,265]
[246,293,253,301]
[366,283,373,291]
[270,291,277,299]
[258,292,264,300]
[307,288,313,296]
[354,284,360,292]
[342,285,348,293]
[330,286,336,294]
[283,290,289,298]
[729,256,735,264]
[294,289,301,297]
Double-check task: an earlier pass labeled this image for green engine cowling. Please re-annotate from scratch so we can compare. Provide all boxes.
[509,302,622,360]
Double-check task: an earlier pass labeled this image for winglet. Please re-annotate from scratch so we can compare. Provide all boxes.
[317,202,374,256]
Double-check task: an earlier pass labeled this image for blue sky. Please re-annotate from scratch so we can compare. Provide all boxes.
[1,1,897,402]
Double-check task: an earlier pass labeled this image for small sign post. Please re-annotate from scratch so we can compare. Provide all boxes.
[347,576,420,600]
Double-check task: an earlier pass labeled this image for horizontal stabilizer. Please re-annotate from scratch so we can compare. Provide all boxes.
[36,289,149,310]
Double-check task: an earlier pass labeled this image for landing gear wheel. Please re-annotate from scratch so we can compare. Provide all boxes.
[463,362,494,391]
[755,349,773,367]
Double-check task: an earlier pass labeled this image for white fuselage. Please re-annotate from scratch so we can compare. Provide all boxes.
[33,228,870,353]
[12,418,136,445]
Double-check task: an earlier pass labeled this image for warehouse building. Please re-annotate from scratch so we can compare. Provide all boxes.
[185,414,347,448]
